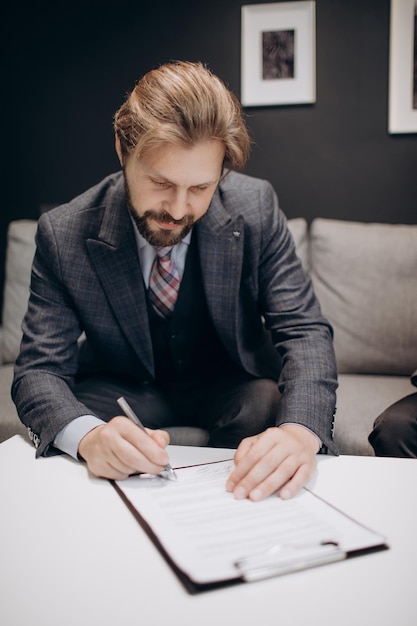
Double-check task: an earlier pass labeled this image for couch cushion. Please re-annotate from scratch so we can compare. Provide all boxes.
[310,218,417,375]
[2,220,37,364]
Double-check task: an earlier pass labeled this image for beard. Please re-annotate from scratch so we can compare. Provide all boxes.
[123,173,197,246]
[128,205,195,247]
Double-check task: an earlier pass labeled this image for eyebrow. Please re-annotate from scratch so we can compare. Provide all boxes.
[144,164,220,188]
[151,172,219,187]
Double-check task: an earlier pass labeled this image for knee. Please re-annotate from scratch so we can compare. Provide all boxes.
[246,379,281,417]
[369,394,417,458]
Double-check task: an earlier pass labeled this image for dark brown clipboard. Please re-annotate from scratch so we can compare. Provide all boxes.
[110,466,388,595]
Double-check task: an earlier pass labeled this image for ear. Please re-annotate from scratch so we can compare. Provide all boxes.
[115,134,123,167]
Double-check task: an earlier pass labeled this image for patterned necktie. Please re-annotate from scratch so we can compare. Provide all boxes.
[148,246,180,318]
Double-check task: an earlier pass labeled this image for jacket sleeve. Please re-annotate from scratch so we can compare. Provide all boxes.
[12,213,96,457]
[257,182,338,454]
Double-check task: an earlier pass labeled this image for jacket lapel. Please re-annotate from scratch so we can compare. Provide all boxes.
[86,198,154,376]
[196,186,245,363]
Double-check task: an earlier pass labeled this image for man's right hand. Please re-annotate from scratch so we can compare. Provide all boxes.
[78,416,170,480]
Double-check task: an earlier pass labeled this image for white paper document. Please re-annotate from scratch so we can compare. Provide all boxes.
[114,459,387,590]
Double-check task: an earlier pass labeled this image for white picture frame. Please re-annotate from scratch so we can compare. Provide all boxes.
[388,0,417,133]
[241,1,316,107]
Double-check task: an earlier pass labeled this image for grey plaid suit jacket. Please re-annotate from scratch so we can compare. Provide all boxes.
[12,171,338,456]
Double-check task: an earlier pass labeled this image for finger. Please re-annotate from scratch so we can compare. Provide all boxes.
[278,461,317,500]
[233,434,257,464]
[245,452,301,501]
[246,453,317,501]
[86,458,131,481]
[148,428,170,449]
[83,436,134,480]
[87,438,168,480]
[226,429,280,492]
[114,430,170,474]
[113,417,170,466]
[231,444,291,500]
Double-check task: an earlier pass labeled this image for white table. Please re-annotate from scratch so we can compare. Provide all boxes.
[1,435,416,626]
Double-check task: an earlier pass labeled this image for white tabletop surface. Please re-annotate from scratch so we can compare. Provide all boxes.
[1,435,416,626]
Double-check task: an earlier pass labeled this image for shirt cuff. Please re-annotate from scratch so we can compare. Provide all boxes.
[54,415,106,460]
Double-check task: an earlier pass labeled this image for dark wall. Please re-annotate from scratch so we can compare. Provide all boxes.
[1,0,416,314]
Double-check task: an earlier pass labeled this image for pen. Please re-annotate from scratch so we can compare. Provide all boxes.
[117,396,178,481]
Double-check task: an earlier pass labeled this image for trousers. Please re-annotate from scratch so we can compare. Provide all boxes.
[73,372,281,449]
[368,392,417,458]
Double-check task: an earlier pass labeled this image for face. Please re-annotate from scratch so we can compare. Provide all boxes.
[118,139,225,247]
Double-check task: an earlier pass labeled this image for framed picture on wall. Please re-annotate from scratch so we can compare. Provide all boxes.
[388,0,417,133]
[241,1,316,107]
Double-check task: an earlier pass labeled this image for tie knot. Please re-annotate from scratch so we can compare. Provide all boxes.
[155,246,174,261]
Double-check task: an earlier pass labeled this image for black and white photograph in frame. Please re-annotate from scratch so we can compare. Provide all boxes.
[262,29,295,79]
[388,0,417,133]
[413,0,417,109]
[241,1,315,107]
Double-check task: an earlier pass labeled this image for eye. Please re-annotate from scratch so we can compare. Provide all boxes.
[190,185,209,193]
[152,179,170,189]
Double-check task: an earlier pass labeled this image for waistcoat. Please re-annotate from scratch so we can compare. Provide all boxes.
[147,235,238,386]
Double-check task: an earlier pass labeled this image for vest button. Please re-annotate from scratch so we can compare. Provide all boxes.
[170,332,177,340]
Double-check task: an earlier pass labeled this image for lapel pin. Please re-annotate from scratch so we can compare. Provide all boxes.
[232,230,241,238]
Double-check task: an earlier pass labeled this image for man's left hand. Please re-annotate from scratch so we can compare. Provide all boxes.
[225,424,320,501]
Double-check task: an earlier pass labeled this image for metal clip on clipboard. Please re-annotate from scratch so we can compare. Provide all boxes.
[234,541,345,582]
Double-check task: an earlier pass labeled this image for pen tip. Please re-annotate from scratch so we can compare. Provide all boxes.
[160,466,178,481]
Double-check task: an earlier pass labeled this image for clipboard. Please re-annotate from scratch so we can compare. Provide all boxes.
[112,459,388,594]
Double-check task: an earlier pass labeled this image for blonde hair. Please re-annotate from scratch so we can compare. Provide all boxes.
[114,61,250,169]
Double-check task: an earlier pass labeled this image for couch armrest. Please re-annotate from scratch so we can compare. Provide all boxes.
[2,220,37,365]
[0,326,4,365]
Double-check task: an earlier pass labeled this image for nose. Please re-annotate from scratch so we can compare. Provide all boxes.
[165,189,189,221]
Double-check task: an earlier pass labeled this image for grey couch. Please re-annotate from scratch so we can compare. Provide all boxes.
[1,217,416,455]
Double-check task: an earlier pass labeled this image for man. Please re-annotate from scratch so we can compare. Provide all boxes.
[368,369,417,457]
[12,61,338,501]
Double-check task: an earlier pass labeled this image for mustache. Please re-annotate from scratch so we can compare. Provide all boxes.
[143,210,193,226]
